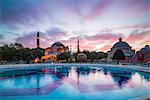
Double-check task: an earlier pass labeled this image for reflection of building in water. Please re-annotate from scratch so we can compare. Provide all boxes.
[124,73,150,87]
[42,42,69,62]
[68,67,78,80]
[107,38,135,63]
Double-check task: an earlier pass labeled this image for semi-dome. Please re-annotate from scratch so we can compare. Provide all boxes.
[140,45,150,53]
[51,42,65,47]
[113,38,130,48]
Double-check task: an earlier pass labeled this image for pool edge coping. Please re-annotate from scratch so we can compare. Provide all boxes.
[0,63,150,73]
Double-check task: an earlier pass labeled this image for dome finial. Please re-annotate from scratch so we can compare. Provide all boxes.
[119,38,122,42]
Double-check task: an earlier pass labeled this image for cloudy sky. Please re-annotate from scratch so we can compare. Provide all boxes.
[0,0,150,52]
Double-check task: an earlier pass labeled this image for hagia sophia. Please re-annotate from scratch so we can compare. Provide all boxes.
[41,42,69,62]
[34,32,150,63]
[34,32,70,62]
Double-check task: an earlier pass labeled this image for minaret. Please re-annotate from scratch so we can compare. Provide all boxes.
[77,39,80,53]
[37,31,40,48]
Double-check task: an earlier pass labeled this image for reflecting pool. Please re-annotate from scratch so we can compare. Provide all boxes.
[0,65,150,100]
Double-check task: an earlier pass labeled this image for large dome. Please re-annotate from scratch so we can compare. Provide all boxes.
[113,38,130,48]
[51,42,65,47]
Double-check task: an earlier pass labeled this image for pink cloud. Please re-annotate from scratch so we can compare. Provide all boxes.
[16,31,48,48]
[84,0,112,21]
[86,33,122,43]
[125,31,150,42]
[58,33,122,52]
[46,32,67,40]
[16,33,36,48]
[58,0,111,21]
[100,45,112,52]
[112,23,150,30]
[120,0,150,18]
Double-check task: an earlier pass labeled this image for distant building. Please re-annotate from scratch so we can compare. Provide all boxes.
[107,38,135,63]
[41,42,69,62]
[77,53,87,62]
[131,45,150,63]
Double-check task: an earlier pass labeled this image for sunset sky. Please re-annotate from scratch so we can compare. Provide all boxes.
[0,0,150,52]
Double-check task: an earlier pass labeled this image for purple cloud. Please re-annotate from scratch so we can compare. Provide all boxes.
[15,27,67,48]
[15,31,45,48]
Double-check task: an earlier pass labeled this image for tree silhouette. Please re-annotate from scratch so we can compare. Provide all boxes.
[57,52,71,62]
[113,49,125,64]
[31,48,45,59]
[0,43,44,64]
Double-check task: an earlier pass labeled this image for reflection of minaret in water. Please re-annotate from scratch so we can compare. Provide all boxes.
[77,39,80,53]
[77,69,80,87]
[36,74,40,94]
[37,31,40,48]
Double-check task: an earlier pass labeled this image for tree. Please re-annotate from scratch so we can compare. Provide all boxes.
[72,53,77,62]
[57,52,71,62]
[31,48,45,59]
[89,51,97,62]
[112,49,125,64]
[0,43,46,64]
[0,44,15,62]
[0,46,3,61]
[83,50,90,59]
[19,48,33,63]
[12,43,24,61]
[97,52,108,60]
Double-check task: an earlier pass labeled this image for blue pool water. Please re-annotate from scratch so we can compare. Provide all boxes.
[0,65,150,100]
